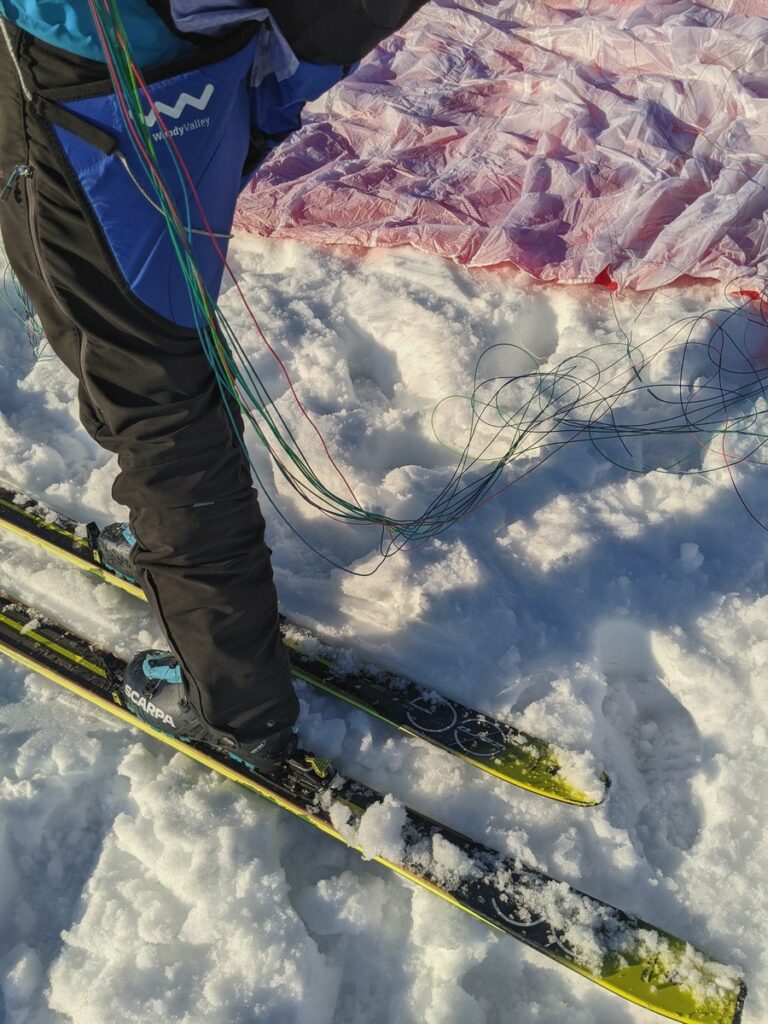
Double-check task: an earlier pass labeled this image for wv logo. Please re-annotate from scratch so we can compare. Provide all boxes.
[144,84,215,128]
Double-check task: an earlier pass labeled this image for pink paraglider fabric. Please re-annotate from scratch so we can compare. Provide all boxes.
[235,0,768,292]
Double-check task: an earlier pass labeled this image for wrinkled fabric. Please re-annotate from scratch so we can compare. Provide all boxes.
[235,0,768,292]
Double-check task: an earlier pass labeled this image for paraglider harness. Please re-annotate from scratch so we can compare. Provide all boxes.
[1,3,412,328]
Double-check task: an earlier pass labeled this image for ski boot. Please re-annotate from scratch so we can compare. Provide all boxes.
[96,522,137,583]
[122,651,298,774]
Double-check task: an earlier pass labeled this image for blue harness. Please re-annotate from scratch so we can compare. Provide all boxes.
[38,24,346,327]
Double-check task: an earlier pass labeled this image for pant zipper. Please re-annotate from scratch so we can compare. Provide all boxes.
[1,164,32,203]
[24,168,71,329]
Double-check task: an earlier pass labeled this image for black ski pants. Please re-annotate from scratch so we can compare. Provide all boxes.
[0,24,298,741]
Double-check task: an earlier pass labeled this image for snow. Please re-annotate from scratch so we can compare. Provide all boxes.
[329,793,407,864]
[0,231,766,1023]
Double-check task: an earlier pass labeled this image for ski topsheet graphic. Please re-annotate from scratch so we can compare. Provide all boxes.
[0,483,606,805]
[0,594,746,1024]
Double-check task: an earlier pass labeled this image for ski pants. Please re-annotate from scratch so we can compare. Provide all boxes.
[0,24,298,741]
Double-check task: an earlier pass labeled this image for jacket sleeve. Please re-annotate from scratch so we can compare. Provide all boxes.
[264,0,430,65]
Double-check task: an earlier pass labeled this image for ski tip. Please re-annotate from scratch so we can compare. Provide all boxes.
[485,741,611,807]
[593,769,612,804]
[733,980,748,1024]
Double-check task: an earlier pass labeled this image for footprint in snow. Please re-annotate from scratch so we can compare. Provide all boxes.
[338,310,401,403]
[598,620,703,870]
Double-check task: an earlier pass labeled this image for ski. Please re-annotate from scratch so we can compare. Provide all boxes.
[0,482,606,805]
[0,593,746,1024]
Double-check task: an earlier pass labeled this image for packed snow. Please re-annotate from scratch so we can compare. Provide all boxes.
[1,232,766,1024]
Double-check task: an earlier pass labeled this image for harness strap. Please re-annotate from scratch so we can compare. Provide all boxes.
[31,95,119,156]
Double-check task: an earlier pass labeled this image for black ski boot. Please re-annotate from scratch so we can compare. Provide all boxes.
[122,651,298,774]
[96,522,137,583]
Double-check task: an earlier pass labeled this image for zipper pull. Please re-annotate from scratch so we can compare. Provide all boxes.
[1,164,32,202]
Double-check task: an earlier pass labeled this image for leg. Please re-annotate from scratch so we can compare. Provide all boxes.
[0,25,298,742]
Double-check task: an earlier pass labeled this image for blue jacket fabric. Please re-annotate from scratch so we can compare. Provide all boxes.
[0,0,195,64]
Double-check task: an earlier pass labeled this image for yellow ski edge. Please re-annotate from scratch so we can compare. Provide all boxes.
[0,636,744,1024]
[0,512,144,598]
[293,667,601,807]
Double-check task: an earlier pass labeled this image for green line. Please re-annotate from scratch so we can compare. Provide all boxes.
[0,610,107,678]
[0,494,91,551]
